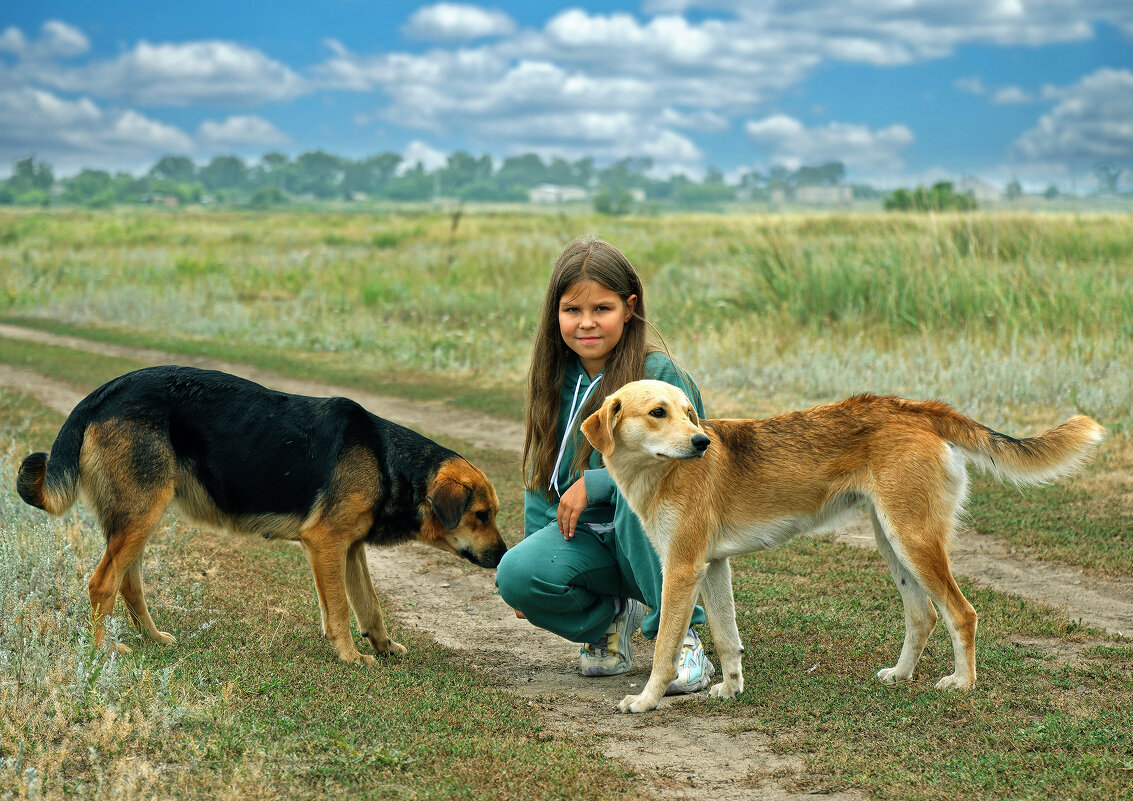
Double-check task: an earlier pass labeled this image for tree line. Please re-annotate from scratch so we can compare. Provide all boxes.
[0,151,867,210]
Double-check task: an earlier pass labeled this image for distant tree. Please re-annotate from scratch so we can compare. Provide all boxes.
[148,155,197,183]
[793,161,845,186]
[248,186,288,208]
[884,182,977,212]
[200,156,249,192]
[384,163,433,201]
[1,156,55,203]
[1044,184,1059,200]
[594,187,633,215]
[1005,179,1023,200]
[496,153,549,189]
[292,150,343,197]
[767,165,791,190]
[61,169,115,206]
[1092,163,1123,195]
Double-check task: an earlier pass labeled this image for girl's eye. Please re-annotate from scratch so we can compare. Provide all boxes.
[649,407,666,418]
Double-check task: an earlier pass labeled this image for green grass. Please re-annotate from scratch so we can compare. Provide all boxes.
[1,207,1130,426]
[711,537,1133,801]
[968,476,1133,576]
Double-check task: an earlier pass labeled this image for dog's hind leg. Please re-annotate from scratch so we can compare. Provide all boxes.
[82,423,176,653]
[702,557,744,700]
[88,486,175,654]
[345,540,406,657]
[870,504,937,684]
[301,531,370,665]
[875,504,977,690]
[119,557,177,646]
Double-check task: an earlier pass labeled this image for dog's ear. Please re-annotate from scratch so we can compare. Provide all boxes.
[428,478,471,530]
[581,397,622,457]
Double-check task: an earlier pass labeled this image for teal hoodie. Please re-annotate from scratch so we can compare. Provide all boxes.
[523,351,707,637]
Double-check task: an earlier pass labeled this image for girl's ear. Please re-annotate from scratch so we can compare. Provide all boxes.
[581,397,622,456]
[623,293,638,321]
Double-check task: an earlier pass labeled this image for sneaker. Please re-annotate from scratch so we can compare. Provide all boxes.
[579,597,646,677]
[665,628,716,695]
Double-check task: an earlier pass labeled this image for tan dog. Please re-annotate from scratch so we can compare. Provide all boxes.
[581,380,1104,713]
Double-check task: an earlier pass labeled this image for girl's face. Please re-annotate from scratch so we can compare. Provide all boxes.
[558,279,638,378]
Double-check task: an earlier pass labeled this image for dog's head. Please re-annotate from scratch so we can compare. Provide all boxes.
[581,380,709,464]
[423,457,507,568]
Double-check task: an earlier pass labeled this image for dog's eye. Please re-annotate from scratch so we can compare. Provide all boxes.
[475,510,490,524]
[649,407,666,418]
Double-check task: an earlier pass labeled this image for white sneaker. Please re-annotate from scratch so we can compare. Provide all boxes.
[579,598,646,677]
[665,628,716,695]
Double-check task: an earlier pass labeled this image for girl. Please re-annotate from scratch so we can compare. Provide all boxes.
[495,236,714,694]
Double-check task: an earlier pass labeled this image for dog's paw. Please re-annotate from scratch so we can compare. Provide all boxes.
[152,631,177,646]
[934,673,973,691]
[365,632,407,657]
[383,640,407,658]
[114,642,133,655]
[876,666,912,685]
[709,680,742,700]
[356,654,378,667]
[617,692,660,714]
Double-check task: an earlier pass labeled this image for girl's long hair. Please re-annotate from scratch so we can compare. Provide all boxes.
[523,236,663,494]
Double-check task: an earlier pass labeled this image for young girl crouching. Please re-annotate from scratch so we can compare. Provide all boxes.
[495,235,714,693]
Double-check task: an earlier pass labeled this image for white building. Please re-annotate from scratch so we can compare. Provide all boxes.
[528,184,591,204]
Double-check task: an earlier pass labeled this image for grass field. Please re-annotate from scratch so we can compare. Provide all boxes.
[1,207,1131,799]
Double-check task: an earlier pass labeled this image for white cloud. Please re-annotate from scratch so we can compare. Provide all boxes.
[955,76,986,95]
[0,88,192,176]
[1012,68,1133,164]
[745,114,914,172]
[399,140,449,173]
[991,86,1034,104]
[39,20,90,58]
[8,32,306,106]
[0,26,27,54]
[198,115,289,146]
[403,4,516,40]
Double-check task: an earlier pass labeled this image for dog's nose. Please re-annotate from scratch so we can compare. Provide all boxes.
[691,434,710,452]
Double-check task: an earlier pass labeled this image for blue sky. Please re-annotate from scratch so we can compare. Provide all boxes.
[1,1,1131,189]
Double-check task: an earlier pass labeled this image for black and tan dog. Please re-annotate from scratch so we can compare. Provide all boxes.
[581,380,1104,713]
[17,365,506,664]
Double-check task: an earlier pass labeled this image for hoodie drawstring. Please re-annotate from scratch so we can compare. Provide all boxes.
[550,373,602,495]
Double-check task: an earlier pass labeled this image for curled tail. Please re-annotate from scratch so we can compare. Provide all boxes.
[17,409,88,515]
[924,402,1105,485]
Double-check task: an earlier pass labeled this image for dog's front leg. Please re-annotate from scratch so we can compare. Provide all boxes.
[702,557,743,699]
[618,559,703,713]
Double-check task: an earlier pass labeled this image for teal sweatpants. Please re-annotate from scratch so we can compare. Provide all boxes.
[495,520,706,644]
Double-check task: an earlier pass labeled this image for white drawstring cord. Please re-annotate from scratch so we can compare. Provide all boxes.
[550,373,603,494]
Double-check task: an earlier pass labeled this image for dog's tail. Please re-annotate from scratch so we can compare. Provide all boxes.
[920,401,1105,486]
[17,407,90,515]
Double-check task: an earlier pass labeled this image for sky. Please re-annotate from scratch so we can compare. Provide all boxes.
[1,1,1131,190]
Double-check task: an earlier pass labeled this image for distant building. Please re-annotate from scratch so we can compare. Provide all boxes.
[528,183,590,203]
[793,185,854,205]
[770,185,854,204]
[955,176,1003,203]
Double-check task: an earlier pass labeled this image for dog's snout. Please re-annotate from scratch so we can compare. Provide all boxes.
[691,434,710,452]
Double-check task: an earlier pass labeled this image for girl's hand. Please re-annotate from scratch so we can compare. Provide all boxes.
[556,478,588,540]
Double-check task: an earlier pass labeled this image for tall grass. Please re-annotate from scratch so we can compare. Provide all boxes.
[0,454,201,799]
[1,208,1129,426]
